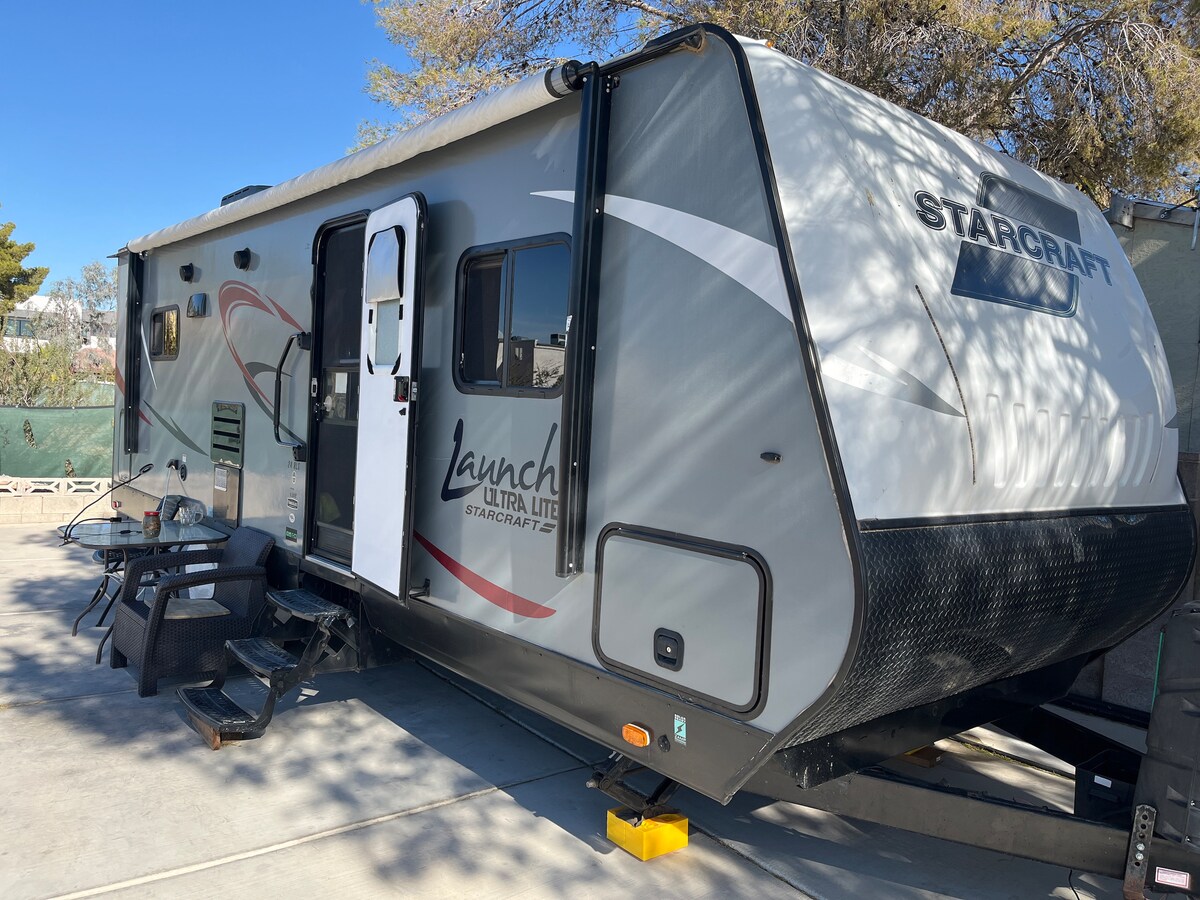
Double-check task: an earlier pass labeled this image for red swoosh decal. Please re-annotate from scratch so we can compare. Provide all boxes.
[414,531,555,619]
[219,281,277,405]
[270,297,304,331]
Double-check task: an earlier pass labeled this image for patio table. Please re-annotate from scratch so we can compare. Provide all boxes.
[61,520,230,658]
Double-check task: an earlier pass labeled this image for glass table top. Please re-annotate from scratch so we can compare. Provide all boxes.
[60,520,230,549]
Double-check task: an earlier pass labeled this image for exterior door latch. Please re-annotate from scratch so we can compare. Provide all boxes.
[394,376,411,403]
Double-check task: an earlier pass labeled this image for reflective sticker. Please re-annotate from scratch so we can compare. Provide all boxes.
[1155,868,1191,890]
[673,714,687,747]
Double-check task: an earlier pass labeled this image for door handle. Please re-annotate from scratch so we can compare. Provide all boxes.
[274,331,312,462]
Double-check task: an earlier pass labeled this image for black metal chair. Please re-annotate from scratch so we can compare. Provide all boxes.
[109,526,275,697]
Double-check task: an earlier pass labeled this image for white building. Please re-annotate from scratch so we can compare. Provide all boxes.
[1,294,103,352]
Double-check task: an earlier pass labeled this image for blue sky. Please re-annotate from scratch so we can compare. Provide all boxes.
[2,2,401,288]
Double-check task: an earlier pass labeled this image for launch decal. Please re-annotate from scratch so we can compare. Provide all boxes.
[440,418,559,534]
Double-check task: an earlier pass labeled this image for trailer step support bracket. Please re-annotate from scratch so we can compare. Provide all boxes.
[1123,805,1154,899]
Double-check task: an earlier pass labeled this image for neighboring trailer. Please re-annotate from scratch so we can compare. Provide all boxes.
[1056,194,1200,718]
[112,24,1192,817]
[1108,194,1200,457]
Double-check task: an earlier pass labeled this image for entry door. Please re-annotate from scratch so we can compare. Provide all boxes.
[351,193,426,597]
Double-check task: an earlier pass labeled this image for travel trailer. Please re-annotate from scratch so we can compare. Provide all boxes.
[111,22,1193,827]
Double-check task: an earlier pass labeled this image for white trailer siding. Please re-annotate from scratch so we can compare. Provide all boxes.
[744,40,1181,522]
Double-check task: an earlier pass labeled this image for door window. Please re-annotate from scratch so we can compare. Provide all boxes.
[365,226,406,370]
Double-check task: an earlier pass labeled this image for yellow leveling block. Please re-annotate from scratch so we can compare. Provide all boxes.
[606,807,689,860]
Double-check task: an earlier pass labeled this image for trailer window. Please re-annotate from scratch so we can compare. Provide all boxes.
[456,235,569,396]
[150,306,179,360]
[461,254,504,384]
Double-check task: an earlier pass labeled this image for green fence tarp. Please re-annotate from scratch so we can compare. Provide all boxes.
[0,406,114,477]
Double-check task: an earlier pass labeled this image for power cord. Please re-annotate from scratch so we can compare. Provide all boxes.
[61,463,154,543]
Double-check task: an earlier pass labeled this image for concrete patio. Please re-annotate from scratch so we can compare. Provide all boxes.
[0,523,1126,899]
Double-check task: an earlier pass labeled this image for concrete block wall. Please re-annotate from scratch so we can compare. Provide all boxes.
[0,488,112,525]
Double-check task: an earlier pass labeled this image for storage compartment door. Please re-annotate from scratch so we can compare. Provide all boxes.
[594,526,769,715]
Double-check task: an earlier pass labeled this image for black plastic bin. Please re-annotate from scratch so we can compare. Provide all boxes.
[1075,748,1140,824]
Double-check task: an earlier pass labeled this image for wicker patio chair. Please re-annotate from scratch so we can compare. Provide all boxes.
[71,496,190,638]
[109,526,275,697]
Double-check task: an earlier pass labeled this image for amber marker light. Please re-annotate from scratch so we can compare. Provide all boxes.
[621,723,652,748]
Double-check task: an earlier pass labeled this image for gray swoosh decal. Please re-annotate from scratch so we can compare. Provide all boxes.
[821,347,965,418]
[533,190,791,321]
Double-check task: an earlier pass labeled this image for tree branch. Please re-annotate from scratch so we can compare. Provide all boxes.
[963,13,1122,130]
[607,0,685,24]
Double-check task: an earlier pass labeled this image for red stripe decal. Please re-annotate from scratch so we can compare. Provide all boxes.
[219,281,273,404]
[413,531,555,619]
[270,297,304,331]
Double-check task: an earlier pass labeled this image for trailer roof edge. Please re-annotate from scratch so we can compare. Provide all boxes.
[127,64,582,255]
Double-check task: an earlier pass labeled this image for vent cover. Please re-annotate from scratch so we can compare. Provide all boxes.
[211,402,245,469]
[221,184,272,207]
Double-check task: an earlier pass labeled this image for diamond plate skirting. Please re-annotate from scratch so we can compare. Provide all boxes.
[783,508,1196,748]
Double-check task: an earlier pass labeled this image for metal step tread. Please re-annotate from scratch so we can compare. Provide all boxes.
[227,637,299,678]
[267,588,351,623]
[177,687,257,729]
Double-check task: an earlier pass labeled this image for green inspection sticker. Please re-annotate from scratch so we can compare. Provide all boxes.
[284,527,298,543]
[673,714,687,746]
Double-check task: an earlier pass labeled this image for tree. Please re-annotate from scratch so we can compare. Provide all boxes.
[0,342,85,407]
[0,241,111,406]
[46,261,118,346]
[0,204,49,320]
[0,292,93,406]
[359,0,1200,204]
[0,290,89,406]
[31,293,83,349]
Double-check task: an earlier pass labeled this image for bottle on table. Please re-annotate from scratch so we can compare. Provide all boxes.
[142,510,161,539]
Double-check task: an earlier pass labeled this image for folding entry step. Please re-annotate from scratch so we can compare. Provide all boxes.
[178,687,260,741]
[228,637,300,680]
[178,588,353,749]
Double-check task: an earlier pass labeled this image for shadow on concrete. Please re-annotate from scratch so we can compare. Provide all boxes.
[0,526,1125,899]
[4,526,788,898]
